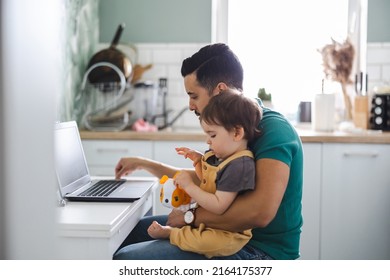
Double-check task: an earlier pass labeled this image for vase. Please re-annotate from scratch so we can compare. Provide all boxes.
[312,93,335,132]
[341,82,353,120]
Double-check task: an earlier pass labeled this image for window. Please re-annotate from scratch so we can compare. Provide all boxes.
[225,0,349,119]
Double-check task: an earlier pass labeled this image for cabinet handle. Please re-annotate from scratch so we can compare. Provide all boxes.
[96,148,129,153]
[343,151,379,158]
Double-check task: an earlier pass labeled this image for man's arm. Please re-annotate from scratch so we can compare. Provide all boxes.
[167,158,289,231]
[115,157,176,179]
[115,156,199,185]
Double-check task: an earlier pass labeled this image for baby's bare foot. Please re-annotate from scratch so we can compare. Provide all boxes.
[147,221,172,239]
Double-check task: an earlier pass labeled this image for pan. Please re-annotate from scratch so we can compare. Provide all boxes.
[87,23,133,85]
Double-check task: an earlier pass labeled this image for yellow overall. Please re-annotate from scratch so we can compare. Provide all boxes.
[169,150,254,258]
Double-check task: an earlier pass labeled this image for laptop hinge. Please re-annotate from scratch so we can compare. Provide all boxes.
[57,189,67,207]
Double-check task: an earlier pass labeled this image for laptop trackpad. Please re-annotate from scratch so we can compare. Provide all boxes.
[114,181,153,198]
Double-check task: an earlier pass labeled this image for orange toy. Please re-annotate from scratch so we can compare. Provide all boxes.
[159,174,192,212]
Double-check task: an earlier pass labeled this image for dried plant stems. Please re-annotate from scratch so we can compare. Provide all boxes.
[319,38,355,120]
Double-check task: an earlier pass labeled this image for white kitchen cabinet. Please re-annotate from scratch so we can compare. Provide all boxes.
[152,141,208,215]
[299,143,322,260]
[82,140,153,177]
[320,143,390,260]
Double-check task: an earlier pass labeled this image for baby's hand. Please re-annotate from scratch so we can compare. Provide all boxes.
[175,147,203,166]
[174,171,194,191]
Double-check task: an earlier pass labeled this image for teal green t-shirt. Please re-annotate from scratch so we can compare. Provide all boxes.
[248,99,303,260]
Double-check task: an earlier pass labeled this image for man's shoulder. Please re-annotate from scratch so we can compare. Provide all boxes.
[253,109,302,152]
[260,109,296,134]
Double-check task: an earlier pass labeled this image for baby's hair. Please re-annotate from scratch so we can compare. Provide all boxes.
[200,89,262,142]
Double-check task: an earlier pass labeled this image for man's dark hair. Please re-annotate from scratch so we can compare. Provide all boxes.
[181,43,244,94]
[200,89,262,143]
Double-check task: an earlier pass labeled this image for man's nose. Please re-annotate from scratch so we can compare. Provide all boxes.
[189,101,195,111]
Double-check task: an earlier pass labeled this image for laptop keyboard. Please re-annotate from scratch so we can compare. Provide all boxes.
[78,180,126,197]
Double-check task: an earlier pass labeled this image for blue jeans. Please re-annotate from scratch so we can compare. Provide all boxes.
[113,215,273,260]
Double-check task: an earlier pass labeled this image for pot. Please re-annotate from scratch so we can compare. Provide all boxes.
[87,23,133,85]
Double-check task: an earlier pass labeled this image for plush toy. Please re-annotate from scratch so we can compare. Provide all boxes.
[159,174,193,212]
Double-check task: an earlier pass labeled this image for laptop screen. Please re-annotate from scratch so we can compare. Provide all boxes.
[54,121,91,195]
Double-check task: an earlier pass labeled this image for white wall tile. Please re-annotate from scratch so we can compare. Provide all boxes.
[367,64,381,80]
[136,48,153,63]
[167,64,182,80]
[152,49,182,64]
[382,65,390,83]
[169,79,186,97]
[367,48,390,64]
[367,43,390,91]
[142,64,168,80]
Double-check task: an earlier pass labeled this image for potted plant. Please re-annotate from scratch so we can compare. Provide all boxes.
[258,87,272,108]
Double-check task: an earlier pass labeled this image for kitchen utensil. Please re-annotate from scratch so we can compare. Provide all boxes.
[87,23,133,86]
[131,64,153,84]
[353,95,369,129]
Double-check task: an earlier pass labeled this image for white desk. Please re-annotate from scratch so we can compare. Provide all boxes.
[57,177,157,259]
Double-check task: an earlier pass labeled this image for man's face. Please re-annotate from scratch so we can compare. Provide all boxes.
[184,73,215,116]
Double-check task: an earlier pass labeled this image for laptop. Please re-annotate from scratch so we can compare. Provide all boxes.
[54,121,155,202]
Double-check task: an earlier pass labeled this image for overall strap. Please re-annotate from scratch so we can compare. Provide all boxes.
[217,150,254,170]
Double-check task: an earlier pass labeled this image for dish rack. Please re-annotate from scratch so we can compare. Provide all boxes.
[80,62,134,131]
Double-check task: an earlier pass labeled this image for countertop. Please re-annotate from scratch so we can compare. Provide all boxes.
[80,127,390,144]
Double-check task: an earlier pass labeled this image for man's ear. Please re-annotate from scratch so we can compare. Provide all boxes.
[233,126,245,141]
[216,82,229,93]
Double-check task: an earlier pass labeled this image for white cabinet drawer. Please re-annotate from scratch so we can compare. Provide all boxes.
[82,140,153,177]
[82,140,153,165]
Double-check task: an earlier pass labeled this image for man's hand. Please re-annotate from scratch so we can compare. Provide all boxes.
[166,209,186,227]
[115,157,142,179]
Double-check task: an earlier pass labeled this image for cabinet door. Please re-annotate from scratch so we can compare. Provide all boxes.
[299,143,322,260]
[82,140,153,177]
[153,141,208,215]
[321,143,390,259]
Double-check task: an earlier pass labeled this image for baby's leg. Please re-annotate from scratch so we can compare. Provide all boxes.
[147,221,172,239]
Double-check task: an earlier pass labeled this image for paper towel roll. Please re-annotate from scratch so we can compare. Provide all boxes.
[312,93,335,131]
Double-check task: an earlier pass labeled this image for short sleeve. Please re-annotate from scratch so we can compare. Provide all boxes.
[215,156,256,193]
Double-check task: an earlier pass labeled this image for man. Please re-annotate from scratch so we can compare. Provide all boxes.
[113,43,303,260]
